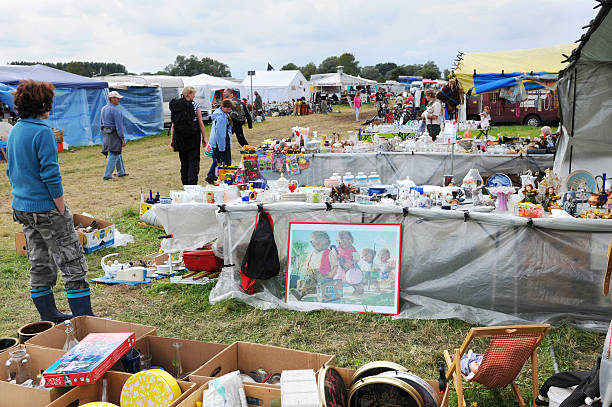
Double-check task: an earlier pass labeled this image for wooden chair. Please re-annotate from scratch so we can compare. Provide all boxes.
[443,324,551,407]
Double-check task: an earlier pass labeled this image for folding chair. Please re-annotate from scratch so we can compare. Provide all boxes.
[443,324,551,407]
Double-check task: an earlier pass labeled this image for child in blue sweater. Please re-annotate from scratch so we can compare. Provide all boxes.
[7,80,95,322]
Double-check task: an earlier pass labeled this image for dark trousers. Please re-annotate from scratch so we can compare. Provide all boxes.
[233,124,249,147]
[207,147,231,180]
[178,148,200,185]
[429,124,441,141]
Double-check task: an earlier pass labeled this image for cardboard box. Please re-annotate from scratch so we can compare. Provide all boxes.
[331,367,448,407]
[44,332,135,387]
[73,213,115,253]
[0,345,70,407]
[140,202,152,216]
[177,376,281,407]
[126,336,228,380]
[46,371,195,407]
[189,341,335,388]
[14,213,112,256]
[26,316,156,350]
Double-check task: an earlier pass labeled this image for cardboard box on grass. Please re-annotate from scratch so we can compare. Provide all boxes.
[14,213,112,255]
[124,336,228,380]
[189,341,335,388]
[332,366,449,407]
[46,371,195,407]
[26,316,156,350]
[0,345,71,407]
[177,375,281,407]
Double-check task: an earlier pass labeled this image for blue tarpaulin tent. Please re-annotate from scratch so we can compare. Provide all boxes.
[109,85,164,140]
[0,64,108,146]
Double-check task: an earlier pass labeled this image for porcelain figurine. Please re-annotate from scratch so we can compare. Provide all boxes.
[542,186,561,212]
[521,184,538,204]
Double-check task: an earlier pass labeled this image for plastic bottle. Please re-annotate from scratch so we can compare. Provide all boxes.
[172,342,183,379]
[63,320,79,351]
[101,378,108,402]
[355,172,368,188]
[343,172,355,184]
[368,171,380,186]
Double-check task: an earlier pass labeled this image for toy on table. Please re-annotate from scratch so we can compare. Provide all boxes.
[521,184,538,204]
[542,186,561,212]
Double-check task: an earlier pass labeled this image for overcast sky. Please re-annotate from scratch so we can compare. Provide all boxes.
[1,1,597,78]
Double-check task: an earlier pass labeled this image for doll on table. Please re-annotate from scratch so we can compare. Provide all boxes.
[521,184,538,204]
[542,186,561,212]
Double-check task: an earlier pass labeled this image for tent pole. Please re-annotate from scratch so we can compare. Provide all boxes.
[570,68,577,138]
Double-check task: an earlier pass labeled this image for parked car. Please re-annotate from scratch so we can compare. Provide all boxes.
[466,89,559,126]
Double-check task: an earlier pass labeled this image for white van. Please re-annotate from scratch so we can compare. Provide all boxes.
[95,74,184,126]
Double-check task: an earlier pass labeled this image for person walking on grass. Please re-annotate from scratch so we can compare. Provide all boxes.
[205,99,233,184]
[353,91,362,122]
[7,80,95,322]
[101,90,128,180]
[170,86,207,185]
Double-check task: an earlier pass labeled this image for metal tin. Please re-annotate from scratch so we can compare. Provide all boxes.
[317,365,348,407]
[377,371,438,407]
[351,361,408,385]
[349,376,423,407]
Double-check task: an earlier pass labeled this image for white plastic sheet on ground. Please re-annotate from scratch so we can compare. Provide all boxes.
[260,152,553,186]
[200,203,612,332]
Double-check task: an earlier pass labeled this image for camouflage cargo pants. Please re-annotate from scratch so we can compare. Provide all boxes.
[13,206,89,292]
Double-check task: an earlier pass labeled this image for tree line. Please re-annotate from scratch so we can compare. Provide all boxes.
[8,61,127,77]
[281,53,448,82]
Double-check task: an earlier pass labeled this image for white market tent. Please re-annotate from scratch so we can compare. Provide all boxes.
[240,70,309,103]
[554,2,612,179]
[311,72,372,87]
[183,74,246,113]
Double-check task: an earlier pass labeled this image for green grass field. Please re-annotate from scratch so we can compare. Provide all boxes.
[0,109,603,406]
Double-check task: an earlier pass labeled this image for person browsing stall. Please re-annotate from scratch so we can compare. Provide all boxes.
[101,91,128,180]
[421,88,443,141]
[205,99,233,184]
[353,91,362,122]
[223,88,252,147]
[170,86,206,185]
[7,80,95,322]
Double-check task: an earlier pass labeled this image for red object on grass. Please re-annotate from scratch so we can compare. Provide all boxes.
[183,246,223,272]
[57,142,63,153]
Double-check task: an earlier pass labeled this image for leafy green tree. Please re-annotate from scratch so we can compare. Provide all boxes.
[317,56,339,73]
[336,53,360,76]
[419,61,441,79]
[281,63,299,71]
[375,62,397,78]
[300,62,317,80]
[385,65,419,81]
[164,55,230,77]
[361,66,383,82]
[443,69,450,80]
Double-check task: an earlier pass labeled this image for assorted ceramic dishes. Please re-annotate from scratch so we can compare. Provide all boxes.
[567,170,597,192]
[485,173,512,188]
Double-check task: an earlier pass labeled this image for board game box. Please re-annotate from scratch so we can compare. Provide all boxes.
[43,332,135,387]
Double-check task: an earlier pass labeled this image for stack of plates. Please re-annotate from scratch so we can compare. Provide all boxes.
[281,193,307,202]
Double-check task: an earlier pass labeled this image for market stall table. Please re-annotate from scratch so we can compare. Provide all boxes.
[151,202,612,332]
[260,152,553,186]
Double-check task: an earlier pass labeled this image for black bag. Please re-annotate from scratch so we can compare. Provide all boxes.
[239,210,280,294]
[536,357,601,407]
[169,97,197,131]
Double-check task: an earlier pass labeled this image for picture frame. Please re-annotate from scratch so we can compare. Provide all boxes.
[285,222,402,315]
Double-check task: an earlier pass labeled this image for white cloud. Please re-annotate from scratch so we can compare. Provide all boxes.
[2,0,597,77]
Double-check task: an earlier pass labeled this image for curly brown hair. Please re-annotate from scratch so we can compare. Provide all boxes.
[12,80,55,119]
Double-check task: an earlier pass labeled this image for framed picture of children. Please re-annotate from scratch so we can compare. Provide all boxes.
[285,222,402,315]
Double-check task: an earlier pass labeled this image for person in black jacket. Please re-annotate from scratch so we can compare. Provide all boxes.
[223,88,252,146]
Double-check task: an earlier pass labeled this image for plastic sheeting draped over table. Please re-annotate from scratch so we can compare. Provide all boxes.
[260,152,553,186]
[152,202,612,332]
